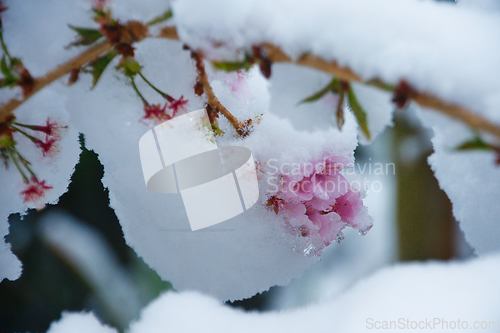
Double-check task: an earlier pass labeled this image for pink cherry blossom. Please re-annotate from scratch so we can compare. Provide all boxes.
[280,174,314,201]
[306,209,343,245]
[264,154,370,255]
[333,189,363,225]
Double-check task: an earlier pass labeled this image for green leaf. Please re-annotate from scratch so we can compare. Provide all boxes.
[211,123,225,136]
[366,78,395,92]
[212,61,252,72]
[298,79,334,104]
[67,25,103,47]
[92,8,112,23]
[347,85,371,140]
[336,92,345,130]
[9,57,23,67]
[0,77,18,89]
[117,56,142,78]
[89,50,118,88]
[0,55,17,85]
[1,55,9,76]
[297,78,344,105]
[212,54,253,72]
[455,137,492,151]
[146,9,173,26]
[0,135,15,149]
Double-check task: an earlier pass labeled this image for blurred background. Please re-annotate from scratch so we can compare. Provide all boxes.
[0,105,473,332]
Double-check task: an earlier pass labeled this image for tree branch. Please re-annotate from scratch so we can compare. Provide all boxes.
[262,43,500,140]
[0,40,112,123]
[190,50,246,135]
[1,25,500,142]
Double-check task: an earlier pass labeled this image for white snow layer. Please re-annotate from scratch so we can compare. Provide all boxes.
[0,90,81,282]
[173,0,500,256]
[173,0,500,125]
[2,0,499,304]
[47,253,500,333]
[65,37,363,301]
[0,0,91,281]
[46,312,118,333]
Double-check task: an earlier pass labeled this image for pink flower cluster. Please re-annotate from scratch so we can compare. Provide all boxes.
[266,155,372,255]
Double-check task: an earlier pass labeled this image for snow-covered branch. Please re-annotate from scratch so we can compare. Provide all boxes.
[2,20,500,141]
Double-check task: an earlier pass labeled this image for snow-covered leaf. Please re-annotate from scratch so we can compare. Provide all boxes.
[347,84,371,140]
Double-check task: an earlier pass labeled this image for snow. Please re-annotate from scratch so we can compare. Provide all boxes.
[216,64,359,171]
[61,26,372,299]
[3,0,95,77]
[46,312,118,333]
[173,0,500,125]
[173,0,500,262]
[65,38,321,301]
[0,0,91,282]
[0,89,81,282]
[125,253,500,332]
[266,63,394,144]
[1,0,499,309]
[0,218,20,281]
[109,0,172,23]
[40,253,500,332]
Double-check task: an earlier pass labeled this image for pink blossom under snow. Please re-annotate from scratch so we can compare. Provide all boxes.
[265,155,373,256]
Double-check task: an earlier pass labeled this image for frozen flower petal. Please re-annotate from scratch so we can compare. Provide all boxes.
[333,189,363,225]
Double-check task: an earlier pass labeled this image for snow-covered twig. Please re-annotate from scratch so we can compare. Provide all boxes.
[1,25,500,141]
[190,50,246,135]
[263,43,500,140]
[0,40,112,123]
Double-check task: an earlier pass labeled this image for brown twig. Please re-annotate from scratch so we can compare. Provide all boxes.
[190,50,246,135]
[157,26,179,40]
[1,26,500,141]
[0,40,112,123]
